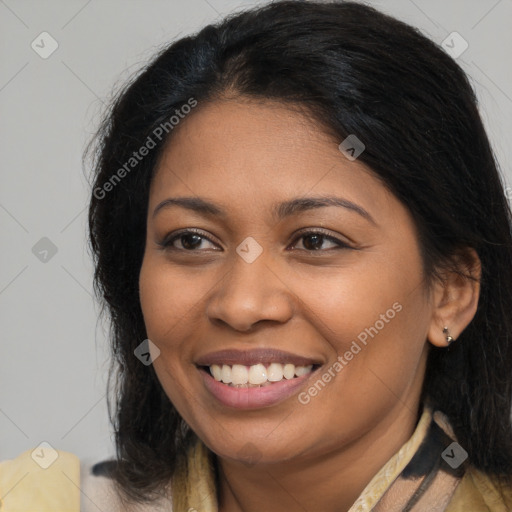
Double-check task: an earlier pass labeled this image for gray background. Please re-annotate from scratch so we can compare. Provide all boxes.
[1,0,511,467]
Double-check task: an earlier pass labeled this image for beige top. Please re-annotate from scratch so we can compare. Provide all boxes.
[2,404,512,511]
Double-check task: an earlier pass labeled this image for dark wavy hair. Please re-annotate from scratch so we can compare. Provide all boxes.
[86,0,512,505]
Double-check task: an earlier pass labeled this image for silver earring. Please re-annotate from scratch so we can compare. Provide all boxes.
[443,326,454,345]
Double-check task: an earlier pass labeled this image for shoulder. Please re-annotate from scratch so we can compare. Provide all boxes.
[81,458,174,512]
[0,449,173,512]
[447,465,512,512]
[80,458,125,511]
[0,447,81,510]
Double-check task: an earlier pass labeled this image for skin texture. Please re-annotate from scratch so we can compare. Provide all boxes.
[138,97,480,512]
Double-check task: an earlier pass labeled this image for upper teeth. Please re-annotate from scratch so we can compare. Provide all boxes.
[209,363,313,386]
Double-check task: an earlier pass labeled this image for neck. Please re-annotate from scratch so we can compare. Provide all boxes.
[216,401,423,512]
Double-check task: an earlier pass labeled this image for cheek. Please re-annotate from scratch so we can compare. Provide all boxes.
[139,258,201,419]
[287,269,429,444]
[138,255,215,409]
[293,255,426,343]
[139,256,204,341]
[294,255,430,390]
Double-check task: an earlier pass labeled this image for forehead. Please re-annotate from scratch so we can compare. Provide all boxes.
[155,98,336,174]
[149,98,399,223]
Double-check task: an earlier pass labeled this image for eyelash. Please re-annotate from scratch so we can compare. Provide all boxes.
[158,228,351,253]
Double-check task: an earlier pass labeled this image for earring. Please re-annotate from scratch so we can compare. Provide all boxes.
[443,326,454,345]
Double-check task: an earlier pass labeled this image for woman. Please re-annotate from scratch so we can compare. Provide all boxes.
[2,1,511,511]
[83,0,512,510]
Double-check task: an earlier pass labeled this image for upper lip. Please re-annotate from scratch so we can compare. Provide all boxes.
[195,348,323,367]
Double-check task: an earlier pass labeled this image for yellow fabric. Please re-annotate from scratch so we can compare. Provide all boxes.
[3,407,512,511]
[347,404,433,511]
[446,467,512,512]
[174,440,217,512]
[346,405,512,511]
[0,448,80,512]
[180,405,512,512]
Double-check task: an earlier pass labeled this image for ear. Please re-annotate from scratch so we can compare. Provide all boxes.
[427,248,481,348]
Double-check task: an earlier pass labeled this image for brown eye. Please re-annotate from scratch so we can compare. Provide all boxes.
[176,233,204,250]
[290,230,349,251]
[159,229,220,251]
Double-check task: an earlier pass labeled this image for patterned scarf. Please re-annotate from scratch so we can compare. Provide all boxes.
[173,403,468,512]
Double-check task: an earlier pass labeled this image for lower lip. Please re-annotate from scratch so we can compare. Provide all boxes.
[199,367,318,409]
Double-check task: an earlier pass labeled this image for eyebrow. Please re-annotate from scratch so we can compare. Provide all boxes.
[152,195,376,224]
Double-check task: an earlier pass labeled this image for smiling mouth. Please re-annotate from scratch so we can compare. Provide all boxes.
[199,362,320,388]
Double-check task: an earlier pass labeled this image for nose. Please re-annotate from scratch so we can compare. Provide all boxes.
[205,250,295,332]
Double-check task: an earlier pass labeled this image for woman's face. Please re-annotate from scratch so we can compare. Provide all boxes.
[139,98,435,465]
